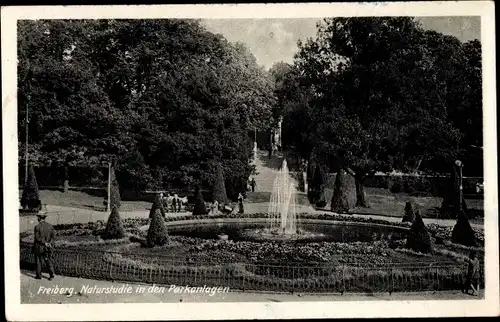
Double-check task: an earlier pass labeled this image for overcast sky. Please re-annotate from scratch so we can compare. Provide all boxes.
[202,17,481,70]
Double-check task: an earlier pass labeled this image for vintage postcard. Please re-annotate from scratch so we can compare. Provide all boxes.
[2,2,498,320]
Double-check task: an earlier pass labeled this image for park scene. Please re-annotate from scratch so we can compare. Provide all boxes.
[18,17,484,302]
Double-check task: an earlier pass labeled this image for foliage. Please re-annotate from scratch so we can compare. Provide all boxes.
[309,164,325,204]
[451,210,477,247]
[109,165,121,209]
[192,186,208,216]
[330,169,355,213]
[406,212,433,253]
[211,161,228,204]
[402,201,416,223]
[103,206,126,239]
[21,165,41,210]
[149,193,166,218]
[146,208,169,247]
[276,17,481,207]
[18,20,275,192]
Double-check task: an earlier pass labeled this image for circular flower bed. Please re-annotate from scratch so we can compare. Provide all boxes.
[19,213,485,293]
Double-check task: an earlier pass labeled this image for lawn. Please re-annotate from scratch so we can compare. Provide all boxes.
[36,189,152,212]
[322,187,484,224]
[31,187,483,225]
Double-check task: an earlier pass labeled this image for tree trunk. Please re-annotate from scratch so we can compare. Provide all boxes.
[355,176,369,208]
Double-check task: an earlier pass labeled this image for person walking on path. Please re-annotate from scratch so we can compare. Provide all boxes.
[32,213,56,280]
[237,192,245,214]
[462,250,480,296]
[250,178,256,192]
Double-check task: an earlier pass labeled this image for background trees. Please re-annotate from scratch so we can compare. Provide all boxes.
[275,17,482,208]
[18,20,276,196]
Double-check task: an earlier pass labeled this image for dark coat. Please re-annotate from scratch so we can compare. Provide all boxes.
[32,221,56,255]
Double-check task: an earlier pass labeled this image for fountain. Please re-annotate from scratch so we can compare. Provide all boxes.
[268,159,298,235]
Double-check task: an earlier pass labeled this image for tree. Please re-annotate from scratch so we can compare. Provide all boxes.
[18,20,273,194]
[309,164,325,205]
[146,208,169,247]
[109,164,121,210]
[330,169,355,213]
[103,206,125,239]
[192,186,208,216]
[212,162,227,204]
[406,212,433,253]
[149,193,166,218]
[451,210,476,247]
[402,201,416,223]
[290,17,468,207]
[21,165,41,211]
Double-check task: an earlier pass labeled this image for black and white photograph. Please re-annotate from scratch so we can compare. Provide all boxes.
[2,2,498,320]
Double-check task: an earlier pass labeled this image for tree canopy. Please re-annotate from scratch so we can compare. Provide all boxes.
[274,17,482,206]
[18,20,276,193]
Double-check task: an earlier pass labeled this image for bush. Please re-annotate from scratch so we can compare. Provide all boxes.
[103,206,126,239]
[390,182,402,193]
[212,163,228,204]
[402,201,416,223]
[109,166,121,209]
[147,209,169,247]
[403,181,416,194]
[406,212,433,253]
[149,193,166,218]
[20,165,41,211]
[192,186,208,216]
[331,169,355,213]
[451,210,477,247]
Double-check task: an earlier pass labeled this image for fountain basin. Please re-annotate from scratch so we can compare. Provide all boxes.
[167,218,408,243]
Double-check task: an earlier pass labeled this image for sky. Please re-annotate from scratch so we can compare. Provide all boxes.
[202,17,481,70]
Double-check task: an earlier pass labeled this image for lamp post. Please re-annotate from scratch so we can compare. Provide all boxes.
[107,161,111,213]
[455,160,463,212]
[24,101,29,185]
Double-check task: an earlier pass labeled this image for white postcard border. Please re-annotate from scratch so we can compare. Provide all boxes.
[2,2,498,320]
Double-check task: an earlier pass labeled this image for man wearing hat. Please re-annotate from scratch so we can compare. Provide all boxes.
[32,212,56,280]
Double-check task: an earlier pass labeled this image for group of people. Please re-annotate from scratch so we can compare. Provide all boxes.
[206,192,245,216]
[159,192,187,213]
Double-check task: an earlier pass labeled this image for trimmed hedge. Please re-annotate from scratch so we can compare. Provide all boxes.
[103,206,126,239]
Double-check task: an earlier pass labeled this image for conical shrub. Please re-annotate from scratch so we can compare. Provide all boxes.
[192,186,208,216]
[212,163,227,204]
[402,201,416,223]
[331,169,355,213]
[451,210,477,246]
[406,212,433,253]
[310,165,324,204]
[109,166,121,210]
[21,165,41,211]
[147,208,169,247]
[103,206,125,239]
[149,193,166,218]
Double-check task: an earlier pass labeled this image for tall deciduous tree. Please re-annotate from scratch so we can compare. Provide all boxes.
[283,17,474,207]
[18,20,275,194]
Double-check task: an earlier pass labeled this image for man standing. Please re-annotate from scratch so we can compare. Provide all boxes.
[250,178,256,192]
[462,251,479,295]
[463,250,480,296]
[32,213,56,280]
